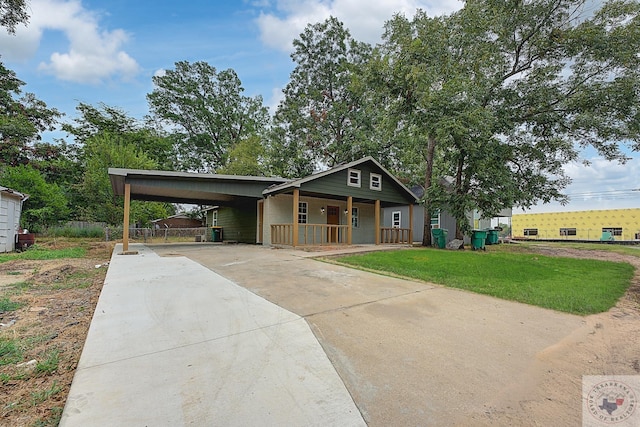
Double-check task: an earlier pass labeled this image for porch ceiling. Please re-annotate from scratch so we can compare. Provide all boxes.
[294,190,411,208]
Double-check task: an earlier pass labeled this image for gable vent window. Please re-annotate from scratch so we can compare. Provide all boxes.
[370,173,382,191]
[347,169,361,187]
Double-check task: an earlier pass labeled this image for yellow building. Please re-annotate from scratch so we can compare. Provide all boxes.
[512,208,640,241]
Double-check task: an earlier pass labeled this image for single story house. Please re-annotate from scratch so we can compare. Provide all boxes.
[151,213,203,229]
[109,157,418,250]
[0,185,29,252]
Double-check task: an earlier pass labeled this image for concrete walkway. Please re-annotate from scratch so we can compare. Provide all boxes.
[60,244,365,426]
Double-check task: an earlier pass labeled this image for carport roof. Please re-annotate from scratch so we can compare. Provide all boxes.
[109,168,289,205]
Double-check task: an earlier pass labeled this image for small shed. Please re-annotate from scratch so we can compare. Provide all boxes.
[0,186,28,252]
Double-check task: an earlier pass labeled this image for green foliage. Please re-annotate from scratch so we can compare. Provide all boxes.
[217,135,267,176]
[0,165,69,232]
[0,337,22,366]
[148,61,269,173]
[30,381,61,406]
[0,297,22,312]
[374,0,640,241]
[337,248,634,315]
[35,351,59,376]
[267,17,377,177]
[46,225,104,238]
[0,0,30,34]
[0,246,85,263]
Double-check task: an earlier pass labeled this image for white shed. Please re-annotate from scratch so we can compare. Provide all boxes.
[0,186,28,253]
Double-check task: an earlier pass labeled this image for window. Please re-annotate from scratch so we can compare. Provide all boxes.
[370,173,382,191]
[212,211,218,226]
[430,210,440,229]
[560,228,576,236]
[603,227,622,236]
[392,211,401,228]
[352,207,359,228]
[298,202,308,224]
[524,228,538,236]
[347,168,361,187]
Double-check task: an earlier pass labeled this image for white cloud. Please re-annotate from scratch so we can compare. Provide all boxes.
[255,0,462,52]
[525,158,640,213]
[0,0,139,84]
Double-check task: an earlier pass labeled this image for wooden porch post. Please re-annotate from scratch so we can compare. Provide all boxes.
[374,199,380,245]
[123,183,131,252]
[409,203,414,245]
[347,196,353,245]
[292,189,299,247]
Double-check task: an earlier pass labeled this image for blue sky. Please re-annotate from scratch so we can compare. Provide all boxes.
[1,0,639,213]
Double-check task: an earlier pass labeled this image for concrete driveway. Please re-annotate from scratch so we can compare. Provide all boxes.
[150,243,584,426]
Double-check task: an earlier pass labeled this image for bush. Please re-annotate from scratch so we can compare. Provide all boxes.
[45,226,104,239]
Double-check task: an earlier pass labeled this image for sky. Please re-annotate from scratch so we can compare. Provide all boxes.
[1,0,639,214]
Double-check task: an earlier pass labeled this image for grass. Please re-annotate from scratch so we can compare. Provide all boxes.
[336,247,635,315]
[0,337,23,366]
[0,245,86,263]
[0,297,23,312]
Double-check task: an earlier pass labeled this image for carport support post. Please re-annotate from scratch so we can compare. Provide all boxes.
[347,196,353,245]
[375,199,380,245]
[409,203,414,245]
[292,189,299,247]
[123,183,131,252]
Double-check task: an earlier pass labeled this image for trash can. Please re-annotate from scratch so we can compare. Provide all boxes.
[485,229,499,245]
[471,230,487,251]
[431,228,448,249]
[211,226,223,242]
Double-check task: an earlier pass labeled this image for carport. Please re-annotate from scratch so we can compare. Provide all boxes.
[108,168,288,252]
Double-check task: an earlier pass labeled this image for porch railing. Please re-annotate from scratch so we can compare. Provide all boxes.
[380,227,411,244]
[271,224,348,246]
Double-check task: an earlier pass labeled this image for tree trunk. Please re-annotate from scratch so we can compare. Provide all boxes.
[421,135,437,246]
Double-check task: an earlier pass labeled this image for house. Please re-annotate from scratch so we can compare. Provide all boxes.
[0,186,29,252]
[109,157,418,250]
[512,208,640,241]
[383,185,512,245]
[151,213,203,229]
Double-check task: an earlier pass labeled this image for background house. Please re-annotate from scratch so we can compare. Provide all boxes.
[0,186,28,252]
[151,213,203,229]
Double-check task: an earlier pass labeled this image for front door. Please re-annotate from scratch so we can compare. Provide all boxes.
[327,206,339,243]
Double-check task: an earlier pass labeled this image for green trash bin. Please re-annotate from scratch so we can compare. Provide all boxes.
[431,228,448,249]
[211,226,223,242]
[471,230,487,251]
[485,229,499,245]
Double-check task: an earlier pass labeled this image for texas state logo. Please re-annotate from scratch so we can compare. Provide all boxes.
[583,376,638,426]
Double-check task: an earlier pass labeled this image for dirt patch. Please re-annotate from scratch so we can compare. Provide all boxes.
[463,246,640,426]
[0,241,112,427]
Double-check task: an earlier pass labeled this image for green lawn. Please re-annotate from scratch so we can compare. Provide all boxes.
[335,247,635,315]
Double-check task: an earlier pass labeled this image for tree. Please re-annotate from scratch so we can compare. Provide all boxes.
[147,61,269,173]
[375,0,640,245]
[0,0,29,34]
[78,132,171,225]
[217,135,266,176]
[0,62,61,167]
[267,17,380,177]
[0,165,69,232]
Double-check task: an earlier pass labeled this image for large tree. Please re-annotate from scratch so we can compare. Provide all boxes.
[267,17,378,178]
[0,62,61,167]
[375,0,640,245]
[147,61,269,173]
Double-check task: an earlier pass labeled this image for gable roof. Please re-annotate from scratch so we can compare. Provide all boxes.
[0,185,29,201]
[263,156,418,204]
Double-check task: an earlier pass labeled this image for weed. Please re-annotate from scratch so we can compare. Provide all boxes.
[0,297,23,312]
[33,406,63,427]
[35,351,59,375]
[0,337,23,366]
[30,381,62,406]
